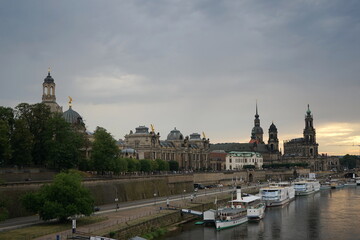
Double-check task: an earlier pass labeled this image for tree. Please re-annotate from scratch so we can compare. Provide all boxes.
[126,158,140,172]
[14,103,52,165]
[113,158,128,174]
[10,119,33,167]
[340,154,358,169]
[91,127,119,174]
[155,159,169,171]
[140,159,152,172]
[0,120,12,166]
[44,115,85,170]
[22,172,94,222]
[0,200,8,222]
[169,160,179,171]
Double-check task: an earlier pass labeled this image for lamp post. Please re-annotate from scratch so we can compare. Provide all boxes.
[183,189,186,200]
[114,187,119,211]
[154,193,157,205]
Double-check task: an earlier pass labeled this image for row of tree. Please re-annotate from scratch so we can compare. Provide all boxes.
[0,103,180,173]
[0,103,85,170]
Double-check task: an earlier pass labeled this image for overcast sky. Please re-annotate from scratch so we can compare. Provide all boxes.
[1,0,359,155]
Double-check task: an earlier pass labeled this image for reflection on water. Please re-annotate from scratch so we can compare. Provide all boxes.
[162,187,360,240]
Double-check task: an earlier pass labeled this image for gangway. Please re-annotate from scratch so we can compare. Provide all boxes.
[181,209,203,216]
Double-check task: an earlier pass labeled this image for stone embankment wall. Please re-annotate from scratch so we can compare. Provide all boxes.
[0,169,312,218]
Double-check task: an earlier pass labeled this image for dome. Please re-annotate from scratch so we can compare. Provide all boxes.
[135,126,149,134]
[269,123,277,132]
[63,106,83,125]
[121,148,137,154]
[167,128,184,141]
[251,126,263,135]
[44,72,54,83]
[190,133,201,140]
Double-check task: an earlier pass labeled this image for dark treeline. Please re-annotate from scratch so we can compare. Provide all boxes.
[0,103,179,173]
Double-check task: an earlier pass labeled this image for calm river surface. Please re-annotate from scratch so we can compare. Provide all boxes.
[162,186,360,240]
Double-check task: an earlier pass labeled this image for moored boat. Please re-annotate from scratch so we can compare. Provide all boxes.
[230,187,266,221]
[294,179,320,196]
[330,179,345,189]
[356,177,360,186]
[260,182,295,207]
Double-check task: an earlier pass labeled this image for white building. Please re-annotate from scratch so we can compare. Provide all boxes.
[226,152,263,170]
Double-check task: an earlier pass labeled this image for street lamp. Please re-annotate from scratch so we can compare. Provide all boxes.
[183,190,186,200]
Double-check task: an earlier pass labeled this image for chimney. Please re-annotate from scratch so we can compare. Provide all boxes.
[236,186,242,200]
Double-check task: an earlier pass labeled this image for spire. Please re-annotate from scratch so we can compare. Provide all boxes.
[255,100,259,119]
[306,104,311,115]
[48,67,51,76]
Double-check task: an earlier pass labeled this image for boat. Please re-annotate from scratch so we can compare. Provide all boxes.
[320,182,331,190]
[293,179,320,196]
[215,187,250,230]
[356,177,360,186]
[229,187,266,221]
[330,179,345,189]
[215,207,248,230]
[259,182,295,207]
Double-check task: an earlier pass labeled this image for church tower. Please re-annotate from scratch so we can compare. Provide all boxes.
[268,122,279,152]
[303,104,318,157]
[42,69,62,113]
[250,102,264,144]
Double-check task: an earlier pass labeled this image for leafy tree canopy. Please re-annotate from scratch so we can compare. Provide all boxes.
[91,127,119,173]
[169,160,179,171]
[22,172,94,222]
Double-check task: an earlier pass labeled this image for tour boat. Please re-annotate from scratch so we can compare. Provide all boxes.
[293,179,320,196]
[259,182,295,207]
[320,182,331,190]
[330,179,345,189]
[215,207,248,230]
[356,177,360,186]
[229,187,266,221]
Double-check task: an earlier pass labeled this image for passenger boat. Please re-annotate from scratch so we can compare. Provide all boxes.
[215,207,248,230]
[330,179,345,189]
[229,187,266,221]
[320,182,331,190]
[293,179,320,195]
[259,182,295,207]
[356,177,360,186]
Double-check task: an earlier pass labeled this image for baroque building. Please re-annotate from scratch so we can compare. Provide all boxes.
[123,126,210,170]
[210,103,281,163]
[282,105,339,171]
[226,152,263,170]
[283,105,318,158]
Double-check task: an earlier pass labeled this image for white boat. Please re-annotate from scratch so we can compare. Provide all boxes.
[260,182,295,207]
[215,207,248,230]
[356,177,360,186]
[293,179,320,196]
[229,187,266,221]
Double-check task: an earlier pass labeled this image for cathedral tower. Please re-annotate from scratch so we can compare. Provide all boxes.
[250,102,264,144]
[303,104,318,157]
[41,69,62,113]
[268,122,279,152]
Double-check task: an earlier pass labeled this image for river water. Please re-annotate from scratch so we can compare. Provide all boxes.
[162,186,360,240]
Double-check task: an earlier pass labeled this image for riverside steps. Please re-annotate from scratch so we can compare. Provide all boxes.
[32,184,263,240]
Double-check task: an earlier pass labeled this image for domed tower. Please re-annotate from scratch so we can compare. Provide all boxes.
[41,69,62,113]
[268,122,279,151]
[303,104,318,157]
[250,102,264,144]
[62,97,85,131]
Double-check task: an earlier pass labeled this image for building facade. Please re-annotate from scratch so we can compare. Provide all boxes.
[225,151,263,170]
[123,126,210,170]
[282,105,339,171]
[210,103,281,163]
